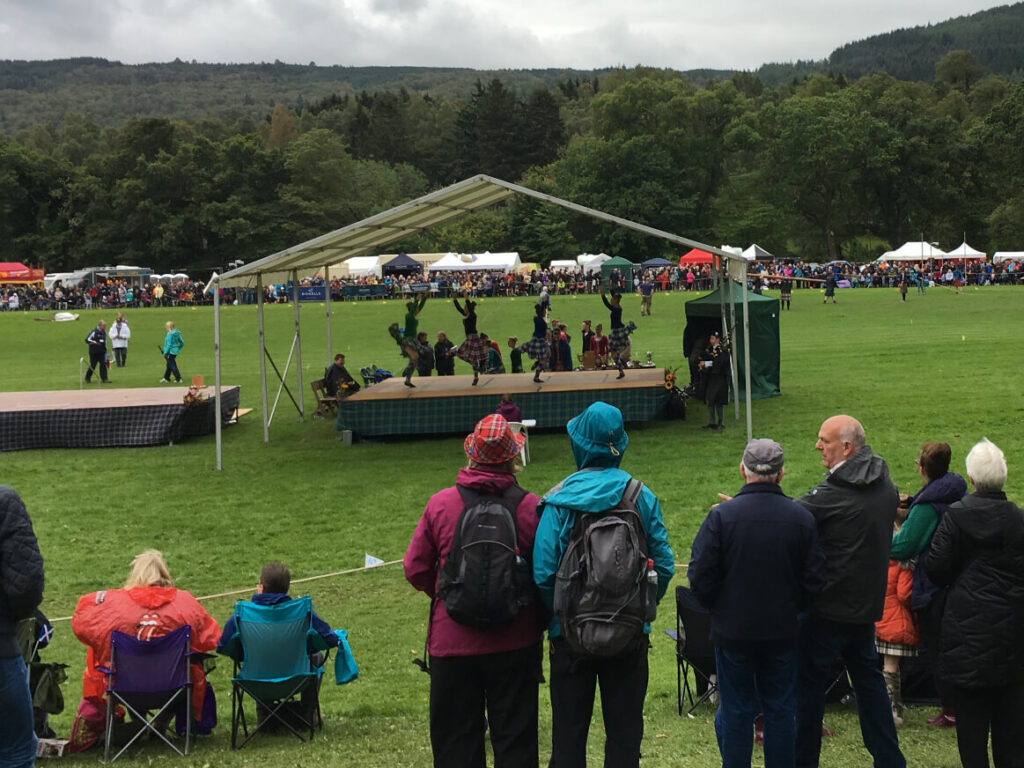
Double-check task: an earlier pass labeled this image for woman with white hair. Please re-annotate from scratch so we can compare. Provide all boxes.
[925,439,1024,768]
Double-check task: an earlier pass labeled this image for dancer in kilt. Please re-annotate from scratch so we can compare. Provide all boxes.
[600,283,635,379]
[453,298,488,385]
[389,293,428,387]
[520,304,551,383]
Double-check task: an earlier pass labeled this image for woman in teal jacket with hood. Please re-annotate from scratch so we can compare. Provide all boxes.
[533,401,674,768]
[161,321,184,383]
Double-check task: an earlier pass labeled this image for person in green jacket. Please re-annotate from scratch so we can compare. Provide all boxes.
[160,321,184,383]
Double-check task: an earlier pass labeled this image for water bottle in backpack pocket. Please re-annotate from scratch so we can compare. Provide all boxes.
[554,478,650,658]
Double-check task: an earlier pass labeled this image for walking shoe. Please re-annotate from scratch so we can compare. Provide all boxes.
[926,713,956,728]
[711,424,724,431]
[159,378,169,383]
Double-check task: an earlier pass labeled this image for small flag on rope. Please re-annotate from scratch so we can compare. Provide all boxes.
[364,553,385,568]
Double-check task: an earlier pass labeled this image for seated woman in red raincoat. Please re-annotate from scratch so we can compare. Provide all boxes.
[68,550,220,751]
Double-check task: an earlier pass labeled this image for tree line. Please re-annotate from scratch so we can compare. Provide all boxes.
[3,56,1023,274]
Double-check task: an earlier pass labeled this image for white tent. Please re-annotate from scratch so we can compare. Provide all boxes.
[429,252,475,270]
[549,259,578,270]
[742,244,774,260]
[471,252,520,272]
[993,252,1024,264]
[577,253,611,272]
[879,242,947,261]
[945,242,986,260]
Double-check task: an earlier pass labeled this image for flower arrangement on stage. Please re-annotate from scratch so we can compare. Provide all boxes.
[183,385,204,406]
[664,367,679,390]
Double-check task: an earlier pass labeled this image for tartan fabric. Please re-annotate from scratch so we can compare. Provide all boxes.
[0,388,240,452]
[875,640,918,658]
[455,334,489,365]
[609,325,633,355]
[336,386,668,437]
[463,414,525,464]
[521,336,550,361]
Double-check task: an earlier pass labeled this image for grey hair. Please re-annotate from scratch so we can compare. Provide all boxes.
[740,462,781,483]
[837,418,866,450]
[965,438,1006,491]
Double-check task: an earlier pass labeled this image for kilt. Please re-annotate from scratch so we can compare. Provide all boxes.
[608,325,632,356]
[875,639,917,658]
[456,333,489,365]
[521,335,550,361]
[780,288,791,301]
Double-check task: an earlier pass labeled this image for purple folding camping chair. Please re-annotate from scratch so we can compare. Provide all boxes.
[103,624,193,761]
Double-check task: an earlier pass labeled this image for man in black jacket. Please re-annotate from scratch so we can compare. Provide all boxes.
[795,415,906,768]
[323,354,359,398]
[690,438,826,767]
[0,485,45,767]
[84,319,110,384]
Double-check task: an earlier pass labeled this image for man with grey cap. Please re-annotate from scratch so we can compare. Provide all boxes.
[689,438,826,768]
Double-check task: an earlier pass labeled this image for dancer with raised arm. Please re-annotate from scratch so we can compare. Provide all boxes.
[453,297,488,386]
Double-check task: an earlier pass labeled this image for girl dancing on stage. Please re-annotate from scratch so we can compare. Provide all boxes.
[388,294,428,387]
[600,282,636,379]
[453,297,488,385]
[520,303,551,384]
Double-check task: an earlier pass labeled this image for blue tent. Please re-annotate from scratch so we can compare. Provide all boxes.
[640,257,674,269]
[382,253,423,276]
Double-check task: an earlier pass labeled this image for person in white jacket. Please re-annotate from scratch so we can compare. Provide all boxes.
[109,314,131,367]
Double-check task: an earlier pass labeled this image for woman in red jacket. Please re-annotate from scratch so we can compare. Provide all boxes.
[69,550,220,751]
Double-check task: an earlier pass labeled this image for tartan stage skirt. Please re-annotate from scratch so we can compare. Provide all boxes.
[456,333,489,365]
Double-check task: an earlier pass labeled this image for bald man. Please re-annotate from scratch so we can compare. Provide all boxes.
[794,415,905,768]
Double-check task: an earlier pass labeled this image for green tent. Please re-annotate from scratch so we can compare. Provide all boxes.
[683,281,780,400]
[600,256,636,292]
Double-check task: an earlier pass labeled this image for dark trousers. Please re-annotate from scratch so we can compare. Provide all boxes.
[429,644,540,768]
[916,597,952,708]
[85,349,108,381]
[163,354,181,381]
[950,684,1024,768]
[795,616,905,768]
[548,636,648,768]
[113,347,127,367]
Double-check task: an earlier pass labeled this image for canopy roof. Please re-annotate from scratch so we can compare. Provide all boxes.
[680,248,715,266]
[577,253,611,272]
[549,259,578,269]
[640,257,674,268]
[993,251,1024,263]
[381,253,423,274]
[880,241,947,261]
[742,244,774,261]
[215,175,740,288]
[945,241,986,260]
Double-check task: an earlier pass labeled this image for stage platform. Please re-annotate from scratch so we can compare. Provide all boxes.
[0,386,241,452]
[335,368,669,438]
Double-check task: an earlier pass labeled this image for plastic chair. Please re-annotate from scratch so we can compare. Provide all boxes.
[103,625,193,761]
[226,596,327,749]
[666,586,717,715]
[507,419,536,464]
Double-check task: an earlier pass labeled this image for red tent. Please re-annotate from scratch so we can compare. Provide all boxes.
[0,262,44,284]
[679,249,714,266]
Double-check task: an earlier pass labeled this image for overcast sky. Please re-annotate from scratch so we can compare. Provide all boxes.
[0,0,1009,72]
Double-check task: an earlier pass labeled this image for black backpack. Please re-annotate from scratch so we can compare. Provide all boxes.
[554,478,657,658]
[437,484,532,628]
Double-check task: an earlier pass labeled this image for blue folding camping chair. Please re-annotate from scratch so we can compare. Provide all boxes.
[223,596,328,749]
[102,625,193,761]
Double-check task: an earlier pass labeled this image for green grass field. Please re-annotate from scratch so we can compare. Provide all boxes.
[2,284,1016,767]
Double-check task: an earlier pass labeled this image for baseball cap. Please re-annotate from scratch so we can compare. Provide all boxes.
[743,438,784,475]
[464,414,525,465]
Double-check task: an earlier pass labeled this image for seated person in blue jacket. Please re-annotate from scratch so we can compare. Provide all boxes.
[217,562,339,727]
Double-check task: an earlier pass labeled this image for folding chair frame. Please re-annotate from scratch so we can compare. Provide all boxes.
[231,669,322,748]
[102,627,193,762]
[670,587,718,716]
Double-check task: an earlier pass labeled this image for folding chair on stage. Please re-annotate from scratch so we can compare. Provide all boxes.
[311,379,339,419]
[102,625,194,762]
[226,596,327,749]
[666,586,718,715]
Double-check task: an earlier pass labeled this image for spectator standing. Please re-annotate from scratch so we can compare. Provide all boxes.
[700,331,730,431]
[639,278,655,316]
[690,439,825,768]
[109,314,131,367]
[925,439,1024,768]
[416,332,435,377]
[404,415,541,768]
[160,321,184,383]
[84,319,111,384]
[533,402,674,768]
[0,486,45,768]
[434,332,456,376]
[795,415,905,768]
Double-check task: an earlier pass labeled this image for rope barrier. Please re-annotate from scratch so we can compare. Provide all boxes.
[47,558,403,623]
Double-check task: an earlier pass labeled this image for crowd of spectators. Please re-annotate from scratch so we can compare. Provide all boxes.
[0,279,209,312]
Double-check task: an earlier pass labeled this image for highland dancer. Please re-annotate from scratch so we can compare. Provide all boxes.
[388,293,428,387]
[453,297,488,385]
[520,303,551,383]
[600,282,636,379]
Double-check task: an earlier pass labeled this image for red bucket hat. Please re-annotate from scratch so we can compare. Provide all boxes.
[464,414,525,465]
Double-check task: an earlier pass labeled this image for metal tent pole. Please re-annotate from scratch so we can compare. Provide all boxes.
[293,270,305,420]
[741,274,753,442]
[213,278,222,470]
[258,274,270,443]
[324,265,332,369]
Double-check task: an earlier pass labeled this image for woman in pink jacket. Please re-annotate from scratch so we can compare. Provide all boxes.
[404,414,543,768]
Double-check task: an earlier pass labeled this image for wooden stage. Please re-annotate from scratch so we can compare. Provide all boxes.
[0,385,241,451]
[336,368,670,437]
